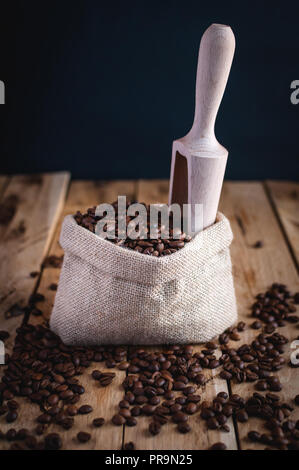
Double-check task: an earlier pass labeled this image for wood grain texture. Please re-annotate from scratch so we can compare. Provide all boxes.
[30,180,136,450]
[266,181,299,269]
[219,181,299,450]
[123,179,238,450]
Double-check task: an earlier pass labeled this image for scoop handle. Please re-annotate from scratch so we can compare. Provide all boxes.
[186,24,235,147]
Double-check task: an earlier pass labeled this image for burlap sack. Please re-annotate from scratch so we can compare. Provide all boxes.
[50,212,237,345]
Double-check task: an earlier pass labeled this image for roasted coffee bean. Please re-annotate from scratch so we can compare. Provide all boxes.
[16,428,29,440]
[6,411,18,423]
[295,395,299,406]
[112,414,126,425]
[185,403,197,415]
[248,431,261,442]
[66,405,77,416]
[35,424,46,436]
[149,421,161,435]
[210,442,227,450]
[93,417,105,427]
[119,408,131,419]
[25,436,37,449]
[7,400,19,410]
[6,428,17,441]
[236,410,249,422]
[172,411,188,424]
[44,433,62,450]
[207,417,219,430]
[251,321,262,330]
[77,431,91,443]
[91,370,102,380]
[142,405,156,416]
[37,413,52,424]
[177,422,191,434]
[78,405,93,415]
[124,442,135,450]
[126,417,137,427]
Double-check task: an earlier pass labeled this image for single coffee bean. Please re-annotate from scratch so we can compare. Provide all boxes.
[207,417,219,430]
[126,417,137,427]
[172,412,188,424]
[112,414,126,426]
[66,405,77,416]
[6,429,17,441]
[78,405,93,415]
[124,442,135,450]
[77,431,91,443]
[185,403,197,415]
[236,410,249,423]
[210,442,227,450]
[6,411,18,423]
[44,433,62,450]
[93,417,105,427]
[177,422,191,434]
[248,430,261,442]
[149,421,161,436]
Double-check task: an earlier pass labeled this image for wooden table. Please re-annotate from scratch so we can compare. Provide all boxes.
[0,174,298,450]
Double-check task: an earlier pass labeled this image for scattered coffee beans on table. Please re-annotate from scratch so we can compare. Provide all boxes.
[0,283,298,450]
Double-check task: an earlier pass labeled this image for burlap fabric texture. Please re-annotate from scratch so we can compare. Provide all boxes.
[50,212,237,345]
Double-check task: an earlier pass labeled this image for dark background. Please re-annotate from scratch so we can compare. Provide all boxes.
[0,1,298,180]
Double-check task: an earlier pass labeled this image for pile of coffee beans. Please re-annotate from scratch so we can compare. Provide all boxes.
[0,283,298,450]
[74,201,192,257]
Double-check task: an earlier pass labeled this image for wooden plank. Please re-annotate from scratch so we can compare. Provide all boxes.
[123,180,238,450]
[265,181,299,270]
[219,181,299,450]
[29,180,137,450]
[0,172,70,349]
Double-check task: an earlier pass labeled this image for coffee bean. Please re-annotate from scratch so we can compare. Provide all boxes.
[207,417,219,430]
[172,411,188,424]
[44,433,62,450]
[78,405,93,415]
[248,431,261,442]
[6,411,18,423]
[236,410,249,422]
[66,405,77,416]
[77,431,91,443]
[35,424,46,436]
[0,330,9,341]
[210,442,227,450]
[177,422,191,434]
[112,414,126,425]
[124,441,135,450]
[6,429,17,441]
[185,403,197,415]
[149,421,161,435]
[93,417,105,427]
[91,370,102,380]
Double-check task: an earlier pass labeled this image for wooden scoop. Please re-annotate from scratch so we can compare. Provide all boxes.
[169,24,235,234]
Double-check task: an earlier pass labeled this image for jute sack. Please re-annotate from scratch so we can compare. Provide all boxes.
[50,212,237,345]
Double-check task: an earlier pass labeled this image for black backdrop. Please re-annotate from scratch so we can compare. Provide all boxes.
[0,1,298,180]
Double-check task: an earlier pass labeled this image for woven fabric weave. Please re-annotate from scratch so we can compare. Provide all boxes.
[50,212,237,345]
